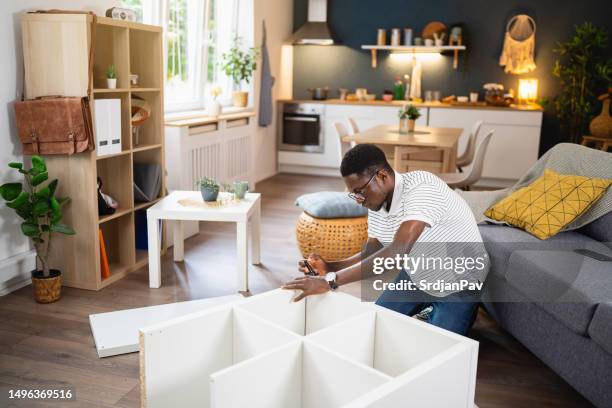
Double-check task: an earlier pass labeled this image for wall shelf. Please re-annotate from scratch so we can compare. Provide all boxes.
[361,45,466,68]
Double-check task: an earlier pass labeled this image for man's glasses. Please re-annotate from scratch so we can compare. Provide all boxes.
[348,171,378,202]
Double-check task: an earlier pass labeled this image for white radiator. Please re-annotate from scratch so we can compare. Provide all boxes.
[166,116,254,192]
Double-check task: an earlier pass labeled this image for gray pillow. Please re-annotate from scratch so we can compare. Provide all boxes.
[295,191,368,219]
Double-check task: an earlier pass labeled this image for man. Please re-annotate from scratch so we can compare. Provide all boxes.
[282,144,488,336]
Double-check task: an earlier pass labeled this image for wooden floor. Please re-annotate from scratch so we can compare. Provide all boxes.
[0,174,594,407]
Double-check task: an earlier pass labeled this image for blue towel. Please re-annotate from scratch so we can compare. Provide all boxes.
[258,20,275,127]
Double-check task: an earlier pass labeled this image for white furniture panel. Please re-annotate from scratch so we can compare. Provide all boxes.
[308,306,465,377]
[345,343,477,408]
[429,107,542,185]
[141,306,233,408]
[210,342,303,408]
[210,341,390,408]
[301,342,391,408]
[141,303,300,408]
[89,294,240,357]
[141,289,479,407]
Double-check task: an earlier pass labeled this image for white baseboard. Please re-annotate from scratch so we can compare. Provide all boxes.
[0,250,35,296]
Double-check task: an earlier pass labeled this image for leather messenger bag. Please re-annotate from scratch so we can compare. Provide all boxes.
[14,10,96,155]
[15,96,94,155]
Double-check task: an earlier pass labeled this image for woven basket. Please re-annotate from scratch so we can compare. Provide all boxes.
[296,212,368,261]
[31,270,62,303]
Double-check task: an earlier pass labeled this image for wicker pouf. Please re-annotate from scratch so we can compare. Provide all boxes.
[296,211,368,261]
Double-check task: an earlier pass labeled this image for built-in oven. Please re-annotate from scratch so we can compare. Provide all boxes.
[279,103,325,153]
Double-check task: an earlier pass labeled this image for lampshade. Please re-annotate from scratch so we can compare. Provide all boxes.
[518,78,538,105]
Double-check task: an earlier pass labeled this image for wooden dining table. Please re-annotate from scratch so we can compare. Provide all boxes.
[342,124,463,173]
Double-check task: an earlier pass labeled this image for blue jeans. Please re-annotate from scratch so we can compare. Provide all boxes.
[375,270,479,336]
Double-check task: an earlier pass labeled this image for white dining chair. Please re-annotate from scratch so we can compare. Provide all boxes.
[347,118,360,135]
[439,130,494,190]
[334,122,353,162]
[457,120,483,172]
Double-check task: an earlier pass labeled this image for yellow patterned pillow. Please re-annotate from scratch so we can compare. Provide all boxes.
[484,169,612,240]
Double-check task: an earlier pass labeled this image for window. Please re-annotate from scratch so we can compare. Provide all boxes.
[122,0,253,112]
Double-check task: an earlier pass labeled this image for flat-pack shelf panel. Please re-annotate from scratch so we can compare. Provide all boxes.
[140,289,479,407]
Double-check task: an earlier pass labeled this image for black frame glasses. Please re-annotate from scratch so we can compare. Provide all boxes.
[348,170,379,202]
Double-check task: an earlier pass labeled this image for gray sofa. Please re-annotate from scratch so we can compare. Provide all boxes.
[479,211,612,408]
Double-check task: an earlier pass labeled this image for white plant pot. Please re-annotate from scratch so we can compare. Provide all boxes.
[107,78,117,89]
[209,100,222,117]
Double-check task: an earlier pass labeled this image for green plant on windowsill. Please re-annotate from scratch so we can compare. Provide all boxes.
[196,177,220,202]
[553,22,612,143]
[221,36,259,108]
[0,156,75,303]
[398,104,421,133]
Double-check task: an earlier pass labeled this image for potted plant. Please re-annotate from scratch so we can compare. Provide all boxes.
[209,86,223,117]
[0,156,75,303]
[106,64,117,89]
[398,104,421,133]
[197,177,220,202]
[221,36,259,108]
[553,22,612,143]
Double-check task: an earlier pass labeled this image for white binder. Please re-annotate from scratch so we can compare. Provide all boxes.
[94,99,122,156]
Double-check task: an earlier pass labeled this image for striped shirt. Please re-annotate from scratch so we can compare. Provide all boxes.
[368,171,488,296]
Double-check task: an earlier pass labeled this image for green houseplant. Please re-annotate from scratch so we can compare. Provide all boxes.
[106,64,117,89]
[0,156,75,303]
[552,22,612,143]
[221,36,259,108]
[398,104,421,133]
[197,177,220,202]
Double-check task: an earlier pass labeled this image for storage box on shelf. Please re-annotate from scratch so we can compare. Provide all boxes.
[21,13,165,290]
[140,289,478,407]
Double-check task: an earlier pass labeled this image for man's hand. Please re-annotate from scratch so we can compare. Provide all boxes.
[281,276,330,302]
[298,253,330,276]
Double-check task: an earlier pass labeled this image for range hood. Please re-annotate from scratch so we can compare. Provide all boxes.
[290,0,334,45]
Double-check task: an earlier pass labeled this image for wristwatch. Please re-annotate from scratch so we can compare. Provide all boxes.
[325,272,339,291]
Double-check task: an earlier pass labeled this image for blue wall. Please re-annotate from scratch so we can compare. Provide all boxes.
[292,0,612,153]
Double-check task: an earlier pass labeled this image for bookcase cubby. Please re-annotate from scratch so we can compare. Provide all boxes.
[22,13,165,290]
[93,24,129,89]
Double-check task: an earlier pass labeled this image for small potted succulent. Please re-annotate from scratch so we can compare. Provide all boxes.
[197,177,220,202]
[209,85,223,117]
[0,156,75,303]
[106,64,117,89]
[398,104,421,133]
[221,36,259,108]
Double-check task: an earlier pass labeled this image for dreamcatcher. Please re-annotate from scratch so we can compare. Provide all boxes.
[499,14,537,74]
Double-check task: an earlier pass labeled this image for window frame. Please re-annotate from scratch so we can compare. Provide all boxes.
[123,0,253,113]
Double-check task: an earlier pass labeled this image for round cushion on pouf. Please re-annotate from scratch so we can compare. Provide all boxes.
[295,192,368,261]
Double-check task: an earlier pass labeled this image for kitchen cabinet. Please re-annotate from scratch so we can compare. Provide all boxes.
[428,108,542,186]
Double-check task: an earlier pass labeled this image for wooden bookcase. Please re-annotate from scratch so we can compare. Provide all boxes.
[21,14,165,290]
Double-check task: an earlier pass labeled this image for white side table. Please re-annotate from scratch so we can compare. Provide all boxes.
[146,191,261,292]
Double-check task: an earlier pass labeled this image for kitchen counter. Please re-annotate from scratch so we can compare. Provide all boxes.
[278,99,543,112]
